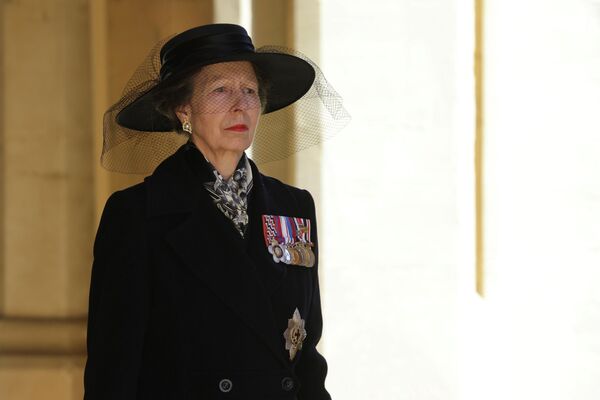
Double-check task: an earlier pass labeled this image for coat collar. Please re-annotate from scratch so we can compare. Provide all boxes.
[145,142,270,217]
[145,142,211,217]
[144,144,288,367]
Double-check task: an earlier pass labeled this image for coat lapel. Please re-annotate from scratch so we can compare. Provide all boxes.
[146,145,288,367]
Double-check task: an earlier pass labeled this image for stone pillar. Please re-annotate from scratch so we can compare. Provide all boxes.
[288,0,322,199]
[0,2,320,398]
[251,0,325,358]
[0,0,93,398]
[251,0,322,197]
[94,0,214,212]
[0,1,214,399]
[251,0,296,183]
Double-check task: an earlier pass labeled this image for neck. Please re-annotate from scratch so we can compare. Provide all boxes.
[191,138,242,180]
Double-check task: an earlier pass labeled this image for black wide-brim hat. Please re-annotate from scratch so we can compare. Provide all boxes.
[117,24,316,132]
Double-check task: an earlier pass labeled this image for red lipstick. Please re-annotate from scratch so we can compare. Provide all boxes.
[224,124,248,132]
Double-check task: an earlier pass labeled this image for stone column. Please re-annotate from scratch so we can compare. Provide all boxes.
[251,0,297,183]
[0,0,93,398]
[251,0,322,197]
[252,0,325,359]
[0,1,213,399]
[94,0,214,212]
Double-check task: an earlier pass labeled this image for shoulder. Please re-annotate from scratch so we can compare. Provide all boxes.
[103,182,147,217]
[95,182,148,249]
[101,143,189,218]
[94,182,148,259]
[249,158,313,206]
[259,173,315,214]
[260,173,310,199]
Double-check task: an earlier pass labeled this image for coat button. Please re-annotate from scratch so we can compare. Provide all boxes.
[281,377,295,392]
[218,378,233,393]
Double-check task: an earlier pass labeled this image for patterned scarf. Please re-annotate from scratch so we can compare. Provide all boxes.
[203,155,253,237]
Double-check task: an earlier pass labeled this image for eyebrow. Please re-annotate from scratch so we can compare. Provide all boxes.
[201,74,258,85]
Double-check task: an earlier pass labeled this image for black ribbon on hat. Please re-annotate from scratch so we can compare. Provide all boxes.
[159,32,255,81]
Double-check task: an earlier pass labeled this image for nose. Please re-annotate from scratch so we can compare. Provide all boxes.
[231,89,249,112]
[231,87,261,113]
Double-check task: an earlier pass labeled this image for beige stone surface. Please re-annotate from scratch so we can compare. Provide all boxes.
[0,1,5,316]
[3,0,94,318]
[96,0,215,199]
[0,318,86,354]
[0,1,315,398]
[250,0,295,183]
[0,356,85,400]
[0,1,215,399]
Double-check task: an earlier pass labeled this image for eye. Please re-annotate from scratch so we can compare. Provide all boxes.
[212,86,227,93]
[243,87,257,95]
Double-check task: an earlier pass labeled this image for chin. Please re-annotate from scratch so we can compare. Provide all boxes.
[222,138,253,153]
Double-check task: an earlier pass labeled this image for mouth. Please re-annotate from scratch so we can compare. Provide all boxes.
[224,124,249,132]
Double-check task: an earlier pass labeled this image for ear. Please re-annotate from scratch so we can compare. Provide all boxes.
[175,104,192,124]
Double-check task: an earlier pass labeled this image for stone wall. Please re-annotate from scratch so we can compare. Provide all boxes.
[0,1,213,398]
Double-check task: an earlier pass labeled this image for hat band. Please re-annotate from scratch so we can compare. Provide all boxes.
[159,32,255,81]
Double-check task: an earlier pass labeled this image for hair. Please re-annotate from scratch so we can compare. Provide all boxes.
[154,63,269,134]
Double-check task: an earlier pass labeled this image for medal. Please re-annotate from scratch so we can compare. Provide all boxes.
[293,243,306,267]
[294,244,306,266]
[282,245,292,264]
[262,214,315,267]
[307,245,316,268]
[268,239,285,263]
[305,245,316,268]
[289,246,301,265]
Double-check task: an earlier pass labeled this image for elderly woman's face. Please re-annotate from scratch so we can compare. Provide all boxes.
[182,61,261,158]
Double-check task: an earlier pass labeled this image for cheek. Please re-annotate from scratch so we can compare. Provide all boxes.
[193,113,223,135]
[250,110,261,128]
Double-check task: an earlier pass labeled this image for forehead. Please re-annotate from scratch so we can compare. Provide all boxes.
[194,61,257,83]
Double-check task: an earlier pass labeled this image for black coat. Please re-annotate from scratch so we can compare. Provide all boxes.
[84,143,330,400]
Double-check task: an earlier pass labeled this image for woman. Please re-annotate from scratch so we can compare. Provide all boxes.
[84,23,344,399]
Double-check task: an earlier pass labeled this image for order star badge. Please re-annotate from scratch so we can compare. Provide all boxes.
[283,308,307,361]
